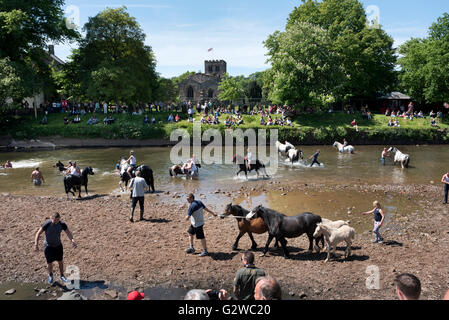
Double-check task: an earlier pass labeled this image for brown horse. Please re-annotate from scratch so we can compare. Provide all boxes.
[222,203,279,251]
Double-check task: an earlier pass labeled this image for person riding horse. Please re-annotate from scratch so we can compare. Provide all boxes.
[233,154,269,179]
[126,151,137,180]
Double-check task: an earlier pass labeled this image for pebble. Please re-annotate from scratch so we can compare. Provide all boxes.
[104,289,118,299]
[4,288,16,295]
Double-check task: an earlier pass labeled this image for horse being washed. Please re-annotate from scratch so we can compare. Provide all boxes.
[169,162,201,178]
[64,166,94,199]
[246,205,324,258]
[388,147,410,168]
[233,155,269,179]
[222,203,280,251]
[276,141,294,157]
[119,158,155,192]
[333,141,355,154]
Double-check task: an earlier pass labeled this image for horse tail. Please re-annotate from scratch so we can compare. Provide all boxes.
[169,167,173,177]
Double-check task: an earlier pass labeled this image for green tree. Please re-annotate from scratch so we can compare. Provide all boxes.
[0,57,23,107]
[0,0,79,105]
[217,73,245,103]
[264,21,343,106]
[399,13,449,103]
[73,6,158,104]
[286,0,397,100]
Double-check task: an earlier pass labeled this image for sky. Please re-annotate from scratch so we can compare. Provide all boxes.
[55,0,449,78]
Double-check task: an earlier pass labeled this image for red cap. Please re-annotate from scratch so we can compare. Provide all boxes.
[127,291,145,300]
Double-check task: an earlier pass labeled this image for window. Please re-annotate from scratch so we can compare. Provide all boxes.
[187,86,194,99]
[208,66,213,73]
[215,66,220,72]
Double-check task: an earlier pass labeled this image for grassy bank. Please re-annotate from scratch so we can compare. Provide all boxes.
[5,111,449,145]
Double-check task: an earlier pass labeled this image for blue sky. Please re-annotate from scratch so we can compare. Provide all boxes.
[56,0,449,78]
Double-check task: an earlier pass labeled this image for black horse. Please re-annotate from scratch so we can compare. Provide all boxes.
[232,155,269,179]
[64,167,94,199]
[54,161,67,172]
[222,204,280,250]
[120,165,155,193]
[247,205,324,259]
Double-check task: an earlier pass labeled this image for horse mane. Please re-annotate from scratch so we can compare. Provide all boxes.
[256,206,285,235]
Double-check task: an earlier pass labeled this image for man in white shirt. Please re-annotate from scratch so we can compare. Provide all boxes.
[129,171,149,222]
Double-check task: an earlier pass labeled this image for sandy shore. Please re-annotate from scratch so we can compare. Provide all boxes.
[1,182,448,300]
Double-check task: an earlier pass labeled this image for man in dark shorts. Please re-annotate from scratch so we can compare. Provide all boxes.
[34,213,77,284]
[233,251,266,300]
[185,193,217,257]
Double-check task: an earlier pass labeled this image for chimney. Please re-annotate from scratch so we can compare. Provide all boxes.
[48,45,55,55]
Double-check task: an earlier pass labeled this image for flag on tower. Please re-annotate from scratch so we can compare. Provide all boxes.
[208,48,213,52]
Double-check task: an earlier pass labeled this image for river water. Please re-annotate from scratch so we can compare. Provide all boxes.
[0,145,443,229]
[0,145,445,195]
[0,145,445,299]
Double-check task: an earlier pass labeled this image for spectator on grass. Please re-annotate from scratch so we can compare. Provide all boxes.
[144,115,149,124]
[431,118,438,127]
[388,118,394,127]
[351,119,359,132]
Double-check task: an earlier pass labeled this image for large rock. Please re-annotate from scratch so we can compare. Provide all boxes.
[57,291,87,300]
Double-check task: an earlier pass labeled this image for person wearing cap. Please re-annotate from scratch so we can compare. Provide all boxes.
[185,193,218,257]
[127,291,145,300]
[31,167,45,186]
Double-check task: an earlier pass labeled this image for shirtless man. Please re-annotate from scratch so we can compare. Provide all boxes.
[31,167,45,186]
[381,148,390,166]
[4,160,12,168]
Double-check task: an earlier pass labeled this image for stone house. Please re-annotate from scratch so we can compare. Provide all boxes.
[178,60,227,103]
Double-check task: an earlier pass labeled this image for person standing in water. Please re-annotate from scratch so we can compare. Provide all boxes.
[309,150,321,167]
[441,172,449,204]
[31,167,45,186]
[381,148,390,166]
[361,201,385,243]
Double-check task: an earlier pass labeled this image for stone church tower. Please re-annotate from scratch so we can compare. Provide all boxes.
[204,60,227,78]
[178,60,227,103]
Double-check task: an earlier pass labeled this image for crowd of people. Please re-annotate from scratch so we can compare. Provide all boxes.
[385,102,443,128]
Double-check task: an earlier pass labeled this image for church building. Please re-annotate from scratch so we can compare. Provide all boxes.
[178,60,227,103]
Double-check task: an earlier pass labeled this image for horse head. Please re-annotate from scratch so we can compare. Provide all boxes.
[246,204,263,220]
[313,223,324,238]
[84,166,95,176]
[387,147,396,154]
[222,203,233,219]
[333,142,339,148]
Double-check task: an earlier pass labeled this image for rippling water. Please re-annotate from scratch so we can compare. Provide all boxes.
[0,145,444,233]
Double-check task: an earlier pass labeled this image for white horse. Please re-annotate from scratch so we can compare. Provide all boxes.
[286,148,304,163]
[333,141,355,154]
[388,147,410,168]
[276,141,294,157]
[119,158,130,191]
